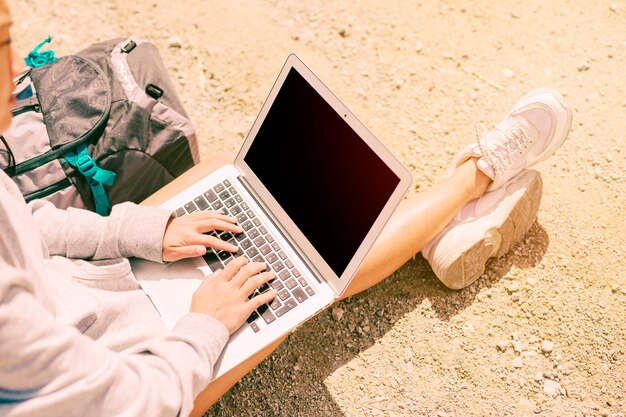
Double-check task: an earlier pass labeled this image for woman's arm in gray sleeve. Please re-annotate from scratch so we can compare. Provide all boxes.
[28,199,173,262]
[0,264,228,417]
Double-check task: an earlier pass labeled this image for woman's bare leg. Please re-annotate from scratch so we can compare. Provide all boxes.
[341,157,490,299]
[190,158,491,415]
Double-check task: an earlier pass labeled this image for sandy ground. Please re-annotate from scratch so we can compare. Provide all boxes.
[9,0,626,416]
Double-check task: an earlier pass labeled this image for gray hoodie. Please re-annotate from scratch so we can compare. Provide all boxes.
[0,170,229,417]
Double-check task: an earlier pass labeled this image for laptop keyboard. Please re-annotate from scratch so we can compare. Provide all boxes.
[174,179,315,333]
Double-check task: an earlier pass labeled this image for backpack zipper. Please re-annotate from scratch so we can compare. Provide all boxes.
[10,56,112,177]
[23,177,72,202]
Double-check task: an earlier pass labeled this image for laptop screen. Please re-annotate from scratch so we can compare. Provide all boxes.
[244,68,400,278]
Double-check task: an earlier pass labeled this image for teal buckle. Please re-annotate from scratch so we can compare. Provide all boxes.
[64,144,115,216]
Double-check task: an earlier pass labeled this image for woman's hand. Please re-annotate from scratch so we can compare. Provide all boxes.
[162,211,242,262]
[191,257,277,334]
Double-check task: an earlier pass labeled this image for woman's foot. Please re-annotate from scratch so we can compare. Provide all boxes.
[422,170,542,289]
[451,88,572,191]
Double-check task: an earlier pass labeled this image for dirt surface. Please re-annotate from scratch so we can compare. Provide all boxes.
[9,0,626,416]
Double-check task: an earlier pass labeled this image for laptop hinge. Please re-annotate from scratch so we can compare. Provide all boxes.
[236,175,324,285]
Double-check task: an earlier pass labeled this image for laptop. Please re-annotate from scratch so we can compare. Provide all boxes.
[131,54,412,380]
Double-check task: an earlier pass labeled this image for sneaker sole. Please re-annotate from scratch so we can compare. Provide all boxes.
[433,170,543,289]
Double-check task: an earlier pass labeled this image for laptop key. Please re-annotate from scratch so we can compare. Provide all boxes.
[253,218,261,226]
[249,322,260,333]
[257,304,276,324]
[269,298,281,310]
[278,269,290,280]
[246,310,259,323]
[246,209,255,218]
[278,289,290,300]
[248,229,260,239]
[220,232,233,241]
[293,268,301,278]
[218,250,232,261]
[212,200,224,211]
[298,277,308,287]
[266,253,278,264]
[184,201,197,213]
[252,255,264,264]
[275,298,297,317]
[270,280,284,291]
[241,239,252,250]
[230,205,242,216]
[175,207,186,217]
[278,251,287,260]
[236,213,248,224]
[260,244,272,255]
[285,259,294,269]
[241,220,253,231]
[253,236,266,247]
[214,183,225,193]
[292,287,308,303]
[240,202,249,210]
[246,247,259,258]
[228,186,236,195]
[204,190,218,203]
[224,198,236,208]
[258,283,269,293]
[266,234,274,243]
[234,194,243,203]
[223,179,231,187]
[305,286,315,296]
[272,261,285,272]
[285,278,298,289]
[235,232,246,242]
[194,195,210,210]
[203,251,224,271]
[271,242,281,252]
[218,191,230,200]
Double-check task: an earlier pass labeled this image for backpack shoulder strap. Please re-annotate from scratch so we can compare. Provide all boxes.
[63,144,115,215]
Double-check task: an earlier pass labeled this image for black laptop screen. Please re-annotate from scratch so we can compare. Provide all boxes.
[244,68,400,277]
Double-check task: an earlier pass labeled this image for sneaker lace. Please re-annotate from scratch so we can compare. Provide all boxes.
[475,123,531,177]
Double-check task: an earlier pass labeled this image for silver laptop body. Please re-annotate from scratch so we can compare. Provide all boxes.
[132,54,412,380]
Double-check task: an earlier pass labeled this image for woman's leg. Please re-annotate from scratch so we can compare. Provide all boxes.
[190,158,491,415]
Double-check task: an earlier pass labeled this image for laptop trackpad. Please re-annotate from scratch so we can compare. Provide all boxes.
[135,257,206,331]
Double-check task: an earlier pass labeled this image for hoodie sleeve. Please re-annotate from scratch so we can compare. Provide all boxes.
[0,263,229,417]
[28,199,173,263]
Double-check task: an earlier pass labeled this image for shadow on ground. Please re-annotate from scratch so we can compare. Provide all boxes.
[206,222,549,417]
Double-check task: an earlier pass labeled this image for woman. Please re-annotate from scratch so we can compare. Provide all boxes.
[0,2,571,416]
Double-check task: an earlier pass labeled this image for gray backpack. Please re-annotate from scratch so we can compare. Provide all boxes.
[1,37,199,215]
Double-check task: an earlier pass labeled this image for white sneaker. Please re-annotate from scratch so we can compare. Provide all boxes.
[422,170,542,289]
[451,88,572,191]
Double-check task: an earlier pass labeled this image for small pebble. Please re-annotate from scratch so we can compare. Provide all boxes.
[167,36,183,48]
[544,379,561,397]
[512,357,523,368]
[332,307,344,322]
[541,340,555,353]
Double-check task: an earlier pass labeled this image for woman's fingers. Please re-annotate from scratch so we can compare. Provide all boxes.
[220,256,249,280]
[248,289,278,310]
[197,218,243,235]
[240,271,275,294]
[195,234,239,252]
